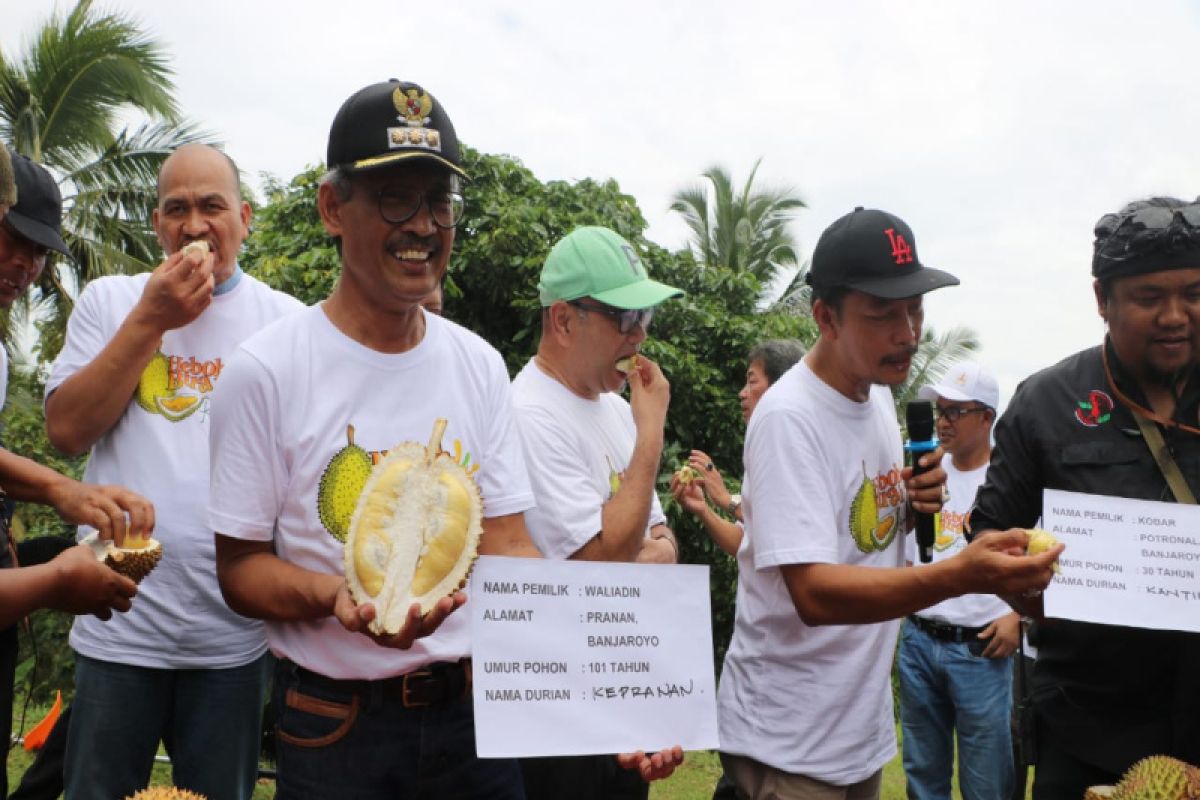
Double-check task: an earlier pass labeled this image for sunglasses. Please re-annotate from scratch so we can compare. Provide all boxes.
[376,187,465,229]
[569,300,654,335]
[935,405,989,423]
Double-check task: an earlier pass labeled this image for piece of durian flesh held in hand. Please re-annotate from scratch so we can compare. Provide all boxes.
[1025,528,1062,573]
[615,355,639,374]
[344,418,483,635]
[82,530,163,584]
[675,465,700,485]
[181,240,209,259]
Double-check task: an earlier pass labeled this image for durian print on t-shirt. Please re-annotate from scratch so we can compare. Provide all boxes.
[848,461,906,554]
[135,350,223,422]
[315,422,480,544]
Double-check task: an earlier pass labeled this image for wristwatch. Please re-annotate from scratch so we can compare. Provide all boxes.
[727,495,742,517]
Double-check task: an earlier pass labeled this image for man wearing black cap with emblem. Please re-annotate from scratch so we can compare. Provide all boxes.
[715,208,1061,799]
[0,149,153,797]
[969,197,1200,799]
[211,80,543,798]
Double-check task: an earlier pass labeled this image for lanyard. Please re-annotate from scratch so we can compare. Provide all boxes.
[1100,345,1200,436]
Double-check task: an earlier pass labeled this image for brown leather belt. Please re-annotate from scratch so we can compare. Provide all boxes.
[908,614,985,644]
[290,659,472,709]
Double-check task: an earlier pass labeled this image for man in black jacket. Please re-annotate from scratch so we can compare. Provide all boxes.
[970,197,1200,799]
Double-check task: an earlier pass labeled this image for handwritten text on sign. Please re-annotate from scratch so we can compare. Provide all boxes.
[1042,488,1200,632]
[469,556,720,758]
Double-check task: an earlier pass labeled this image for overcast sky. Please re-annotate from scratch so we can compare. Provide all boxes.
[7,0,1200,405]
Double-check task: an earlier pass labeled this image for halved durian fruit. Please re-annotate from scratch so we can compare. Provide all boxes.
[82,530,163,584]
[343,418,483,635]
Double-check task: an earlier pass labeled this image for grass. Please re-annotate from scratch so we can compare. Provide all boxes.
[5,719,1032,799]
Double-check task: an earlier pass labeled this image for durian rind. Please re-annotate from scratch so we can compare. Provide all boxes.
[1105,755,1200,800]
[103,539,163,584]
[126,787,207,800]
[343,420,482,635]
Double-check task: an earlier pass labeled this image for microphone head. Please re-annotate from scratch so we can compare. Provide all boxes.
[906,399,935,442]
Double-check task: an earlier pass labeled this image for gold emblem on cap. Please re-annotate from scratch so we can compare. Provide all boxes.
[393,87,434,127]
[385,86,443,156]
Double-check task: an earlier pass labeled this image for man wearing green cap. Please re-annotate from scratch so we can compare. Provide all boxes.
[511,225,685,799]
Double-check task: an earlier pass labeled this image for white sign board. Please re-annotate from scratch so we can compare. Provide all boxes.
[1042,488,1200,632]
[469,556,720,758]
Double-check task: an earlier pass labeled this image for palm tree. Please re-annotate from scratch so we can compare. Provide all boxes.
[670,159,805,301]
[893,324,981,415]
[0,0,206,358]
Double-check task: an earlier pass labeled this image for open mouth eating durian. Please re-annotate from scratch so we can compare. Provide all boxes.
[343,418,483,635]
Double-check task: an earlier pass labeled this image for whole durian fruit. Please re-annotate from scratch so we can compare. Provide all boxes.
[1084,755,1200,800]
[125,787,207,799]
[344,418,482,635]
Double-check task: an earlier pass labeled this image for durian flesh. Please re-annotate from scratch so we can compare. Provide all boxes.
[343,419,482,635]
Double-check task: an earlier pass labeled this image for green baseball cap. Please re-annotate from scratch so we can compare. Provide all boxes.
[538,226,683,309]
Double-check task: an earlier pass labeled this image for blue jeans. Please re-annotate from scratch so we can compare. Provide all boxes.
[898,622,1014,800]
[64,652,269,800]
[273,659,524,799]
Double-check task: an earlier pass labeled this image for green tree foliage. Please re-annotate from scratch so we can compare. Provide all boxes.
[0,0,206,360]
[242,150,818,668]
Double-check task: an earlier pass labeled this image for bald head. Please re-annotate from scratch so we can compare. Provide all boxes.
[157,144,241,200]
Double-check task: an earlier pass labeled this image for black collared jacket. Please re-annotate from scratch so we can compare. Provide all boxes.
[971,339,1200,769]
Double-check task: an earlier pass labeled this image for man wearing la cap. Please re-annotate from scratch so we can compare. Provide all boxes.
[968,197,1200,799]
[716,208,1060,800]
[511,225,684,799]
[0,148,154,799]
[899,360,1019,800]
[210,79,543,799]
[44,143,302,799]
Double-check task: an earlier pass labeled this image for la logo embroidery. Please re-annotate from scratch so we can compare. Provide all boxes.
[884,228,914,265]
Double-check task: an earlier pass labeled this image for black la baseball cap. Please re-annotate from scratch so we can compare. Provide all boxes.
[806,207,958,299]
[326,80,466,179]
[6,150,69,256]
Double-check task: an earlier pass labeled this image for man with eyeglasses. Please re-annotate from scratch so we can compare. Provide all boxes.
[511,225,685,799]
[210,80,545,799]
[898,360,1018,800]
[968,197,1200,799]
[43,142,302,799]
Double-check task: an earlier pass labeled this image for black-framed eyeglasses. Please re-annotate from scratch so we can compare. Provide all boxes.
[376,187,465,229]
[935,404,989,423]
[1094,204,1200,261]
[569,300,654,335]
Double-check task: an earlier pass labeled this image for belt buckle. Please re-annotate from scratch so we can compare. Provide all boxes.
[401,668,434,709]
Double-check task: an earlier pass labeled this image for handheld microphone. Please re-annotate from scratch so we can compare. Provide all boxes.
[905,399,939,564]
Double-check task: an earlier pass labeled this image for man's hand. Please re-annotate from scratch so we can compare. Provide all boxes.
[627,356,670,434]
[635,536,677,564]
[46,479,154,548]
[902,446,947,516]
[669,473,709,518]
[956,529,1062,598]
[979,611,1021,658]
[616,746,684,782]
[49,545,137,619]
[129,248,215,334]
[333,584,466,649]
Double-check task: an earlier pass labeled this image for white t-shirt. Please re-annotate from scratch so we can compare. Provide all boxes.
[907,456,1010,627]
[208,305,534,680]
[717,361,907,784]
[510,359,665,560]
[46,273,303,668]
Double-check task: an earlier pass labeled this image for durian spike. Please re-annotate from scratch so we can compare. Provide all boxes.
[426,418,448,463]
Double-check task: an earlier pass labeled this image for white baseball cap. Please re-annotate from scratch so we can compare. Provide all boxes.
[917,360,1000,409]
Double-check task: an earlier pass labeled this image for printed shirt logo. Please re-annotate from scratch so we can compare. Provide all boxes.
[388,87,442,152]
[849,462,905,554]
[1074,389,1114,427]
[605,456,623,499]
[619,244,644,277]
[934,508,966,552]
[883,227,914,265]
[134,350,220,423]
[316,423,479,543]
